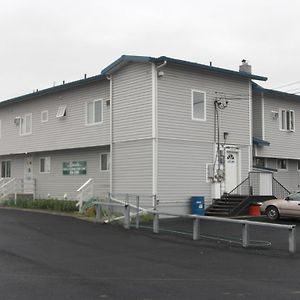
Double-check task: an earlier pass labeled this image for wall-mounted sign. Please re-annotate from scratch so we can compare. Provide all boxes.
[63,161,87,175]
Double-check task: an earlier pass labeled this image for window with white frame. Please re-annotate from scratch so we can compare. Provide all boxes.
[20,113,32,135]
[56,105,67,118]
[277,159,287,170]
[40,157,51,173]
[100,153,110,171]
[280,109,295,131]
[192,90,206,121]
[86,99,103,125]
[41,110,48,123]
[1,161,11,177]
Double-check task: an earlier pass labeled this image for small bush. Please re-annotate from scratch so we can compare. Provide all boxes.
[2,198,78,212]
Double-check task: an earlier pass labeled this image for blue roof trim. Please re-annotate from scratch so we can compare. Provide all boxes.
[0,74,106,108]
[155,56,267,81]
[101,55,154,75]
[253,137,270,146]
[101,55,267,81]
[253,82,300,100]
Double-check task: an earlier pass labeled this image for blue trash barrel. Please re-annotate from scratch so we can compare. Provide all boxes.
[191,196,205,215]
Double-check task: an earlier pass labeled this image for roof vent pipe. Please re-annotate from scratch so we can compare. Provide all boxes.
[239,59,252,74]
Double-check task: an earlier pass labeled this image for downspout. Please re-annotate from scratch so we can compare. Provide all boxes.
[249,79,253,172]
[152,60,167,205]
[106,75,113,194]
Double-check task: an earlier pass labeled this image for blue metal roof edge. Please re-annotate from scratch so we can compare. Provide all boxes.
[0,74,106,108]
[253,137,270,146]
[101,55,154,75]
[155,56,267,81]
[101,55,267,81]
[252,82,300,100]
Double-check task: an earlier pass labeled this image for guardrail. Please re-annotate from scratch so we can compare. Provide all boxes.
[91,201,296,254]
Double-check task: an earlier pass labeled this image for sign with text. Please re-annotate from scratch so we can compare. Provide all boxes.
[63,161,87,175]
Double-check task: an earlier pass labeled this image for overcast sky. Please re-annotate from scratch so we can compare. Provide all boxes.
[1,0,299,100]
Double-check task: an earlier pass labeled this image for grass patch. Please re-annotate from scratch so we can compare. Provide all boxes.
[2,198,78,212]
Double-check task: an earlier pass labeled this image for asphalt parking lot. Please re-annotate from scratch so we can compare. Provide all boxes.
[1,208,300,300]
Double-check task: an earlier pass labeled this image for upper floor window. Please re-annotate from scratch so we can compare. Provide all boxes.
[41,110,48,123]
[192,90,206,121]
[277,159,287,170]
[56,105,67,118]
[280,109,294,131]
[1,161,11,178]
[40,157,51,173]
[86,99,103,125]
[100,153,110,171]
[20,113,32,136]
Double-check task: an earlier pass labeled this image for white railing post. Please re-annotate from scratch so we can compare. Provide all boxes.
[193,218,200,240]
[289,227,296,254]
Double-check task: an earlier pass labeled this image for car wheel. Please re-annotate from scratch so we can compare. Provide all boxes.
[266,206,280,221]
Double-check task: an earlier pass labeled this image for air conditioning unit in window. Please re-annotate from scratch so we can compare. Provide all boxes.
[14,116,21,125]
[271,111,279,119]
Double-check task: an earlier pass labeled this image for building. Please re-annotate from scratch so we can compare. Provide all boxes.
[253,83,300,193]
[2,55,295,213]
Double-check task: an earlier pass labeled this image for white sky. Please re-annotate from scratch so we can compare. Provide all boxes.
[1,0,300,100]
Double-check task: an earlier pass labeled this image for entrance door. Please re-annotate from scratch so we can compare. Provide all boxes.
[225,150,239,193]
[24,157,33,193]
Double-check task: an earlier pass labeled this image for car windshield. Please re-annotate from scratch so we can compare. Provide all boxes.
[287,191,300,201]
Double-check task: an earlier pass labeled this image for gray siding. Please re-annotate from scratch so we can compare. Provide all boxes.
[0,147,110,200]
[252,93,263,138]
[257,94,300,159]
[111,62,153,201]
[112,62,153,142]
[156,64,252,206]
[157,64,251,145]
[157,139,212,213]
[112,139,152,195]
[0,80,110,155]
[267,158,300,193]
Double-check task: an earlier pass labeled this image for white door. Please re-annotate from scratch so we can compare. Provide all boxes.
[24,157,33,193]
[259,173,273,195]
[225,150,239,193]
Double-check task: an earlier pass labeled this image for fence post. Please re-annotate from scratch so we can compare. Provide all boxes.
[95,203,102,222]
[124,204,130,229]
[193,218,199,240]
[136,196,140,229]
[153,195,159,233]
[242,223,249,248]
[289,227,296,254]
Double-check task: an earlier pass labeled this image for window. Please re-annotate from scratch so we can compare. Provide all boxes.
[254,157,265,168]
[192,90,206,121]
[1,161,11,178]
[40,157,51,173]
[41,110,48,123]
[86,99,103,125]
[277,159,287,170]
[280,109,295,131]
[20,113,32,135]
[56,105,67,118]
[100,153,110,171]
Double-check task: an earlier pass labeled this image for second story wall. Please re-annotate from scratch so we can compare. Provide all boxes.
[157,64,251,146]
[256,93,300,159]
[0,80,110,155]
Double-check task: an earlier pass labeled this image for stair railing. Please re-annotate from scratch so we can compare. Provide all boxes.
[76,178,94,213]
[0,178,19,201]
[272,177,290,199]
